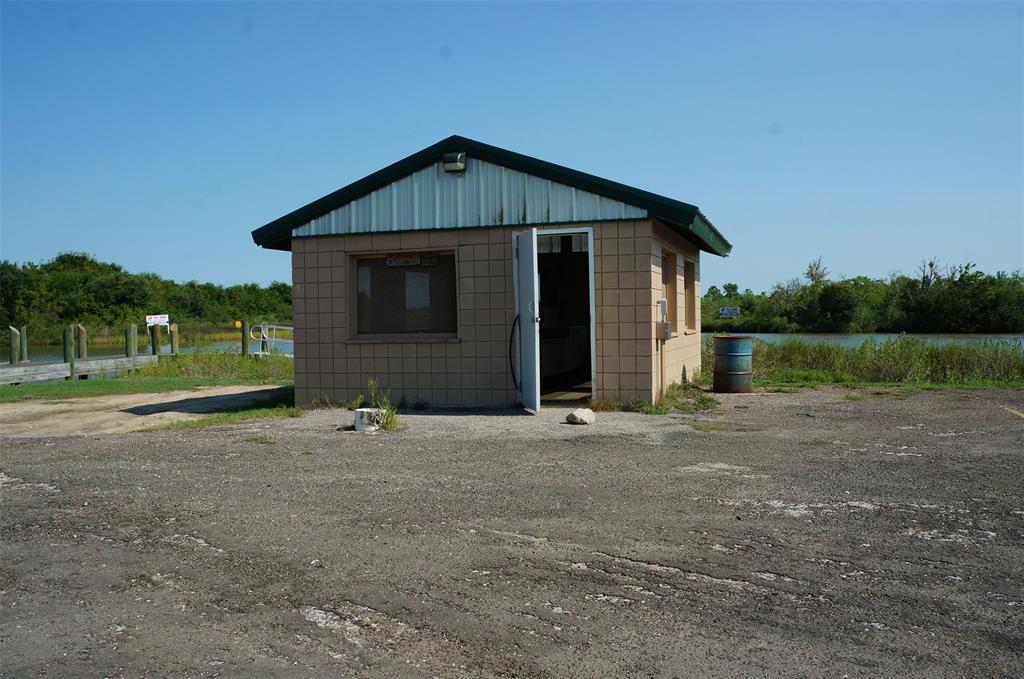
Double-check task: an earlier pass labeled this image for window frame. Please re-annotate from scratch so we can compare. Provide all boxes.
[661,250,679,334]
[348,248,460,341]
[683,258,697,332]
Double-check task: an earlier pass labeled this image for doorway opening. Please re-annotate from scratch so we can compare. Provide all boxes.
[537,232,592,403]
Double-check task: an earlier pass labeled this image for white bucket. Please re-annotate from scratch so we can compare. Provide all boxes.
[353,407,382,432]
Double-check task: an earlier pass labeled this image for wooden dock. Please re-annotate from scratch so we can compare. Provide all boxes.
[2,322,176,385]
[0,354,160,385]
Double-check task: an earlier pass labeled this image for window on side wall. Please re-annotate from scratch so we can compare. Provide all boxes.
[684,259,697,331]
[662,251,678,333]
[355,252,457,336]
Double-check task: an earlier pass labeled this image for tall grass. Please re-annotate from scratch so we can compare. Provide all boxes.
[701,336,1024,386]
[135,349,293,382]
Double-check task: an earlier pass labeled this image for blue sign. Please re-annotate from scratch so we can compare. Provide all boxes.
[718,306,740,318]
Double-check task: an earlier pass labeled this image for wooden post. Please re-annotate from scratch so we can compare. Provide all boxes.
[241,320,250,356]
[260,326,269,354]
[169,323,179,355]
[8,326,20,365]
[149,323,161,356]
[125,324,137,358]
[76,324,88,360]
[19,325,28,362]
[63,325,75,380]
[76,324,88,379]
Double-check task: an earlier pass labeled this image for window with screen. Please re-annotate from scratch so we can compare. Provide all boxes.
[684,259,697,330]
[355,252,457,335]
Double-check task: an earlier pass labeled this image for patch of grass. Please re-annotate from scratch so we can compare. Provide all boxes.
[655,382,720,414]
[0,376,266,403]
[157,387,300,430]
[241,434,274,444]
[621,396,650,413]
[690,422,750,433]
[0,348,293,403]
[309,394,345,409]
[587,398,620,412]
[701,336,1024,388]
[136,350,293,382]
[843,394,868,401]
[584,383,719,416]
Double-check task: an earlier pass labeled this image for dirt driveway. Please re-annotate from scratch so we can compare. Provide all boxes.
[1,387,1022,676]
[0,385,286,437]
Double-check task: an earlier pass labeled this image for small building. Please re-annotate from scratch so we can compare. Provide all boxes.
[251,136,731,411]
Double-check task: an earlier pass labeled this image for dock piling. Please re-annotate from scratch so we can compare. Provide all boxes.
[241,320,250,356]
[63,326,75,380]
[149,324,161,356]
[125,324,137,358]
[8,326,20,365]
[76,324,88,360]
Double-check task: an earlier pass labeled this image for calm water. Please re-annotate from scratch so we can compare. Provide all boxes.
[4,334,1021,363]
[701,333,1024,348]
[1,340,294,363]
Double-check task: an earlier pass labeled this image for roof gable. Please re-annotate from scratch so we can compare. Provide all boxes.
[292,156,646,238]
[251,135,731,256]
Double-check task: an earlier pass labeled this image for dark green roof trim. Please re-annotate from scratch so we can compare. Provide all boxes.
[251,135,732,257]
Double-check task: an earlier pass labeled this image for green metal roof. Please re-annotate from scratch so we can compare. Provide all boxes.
[251,135,732,257]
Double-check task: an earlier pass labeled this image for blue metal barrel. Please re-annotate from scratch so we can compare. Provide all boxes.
[713,335,753,393]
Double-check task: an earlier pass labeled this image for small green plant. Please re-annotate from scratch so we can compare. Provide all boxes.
[655,382,720,414]
[587,398,620,412]
[310,394,345,409]
[345,393,365,410]
[367,378,400,431]
[242,434,274,444]
[621,396,650,413]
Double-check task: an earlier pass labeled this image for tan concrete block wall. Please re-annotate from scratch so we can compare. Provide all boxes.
[650,219,702,395]
[589,220,657,404]
[291,219,667,408]
[292,227,517,408]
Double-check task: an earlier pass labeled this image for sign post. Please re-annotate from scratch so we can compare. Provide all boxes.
[718,306,741,319]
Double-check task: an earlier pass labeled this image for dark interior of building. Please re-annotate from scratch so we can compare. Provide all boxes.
[537,234,591,399]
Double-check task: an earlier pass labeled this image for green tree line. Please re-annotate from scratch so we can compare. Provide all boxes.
[703,259,1024,333]
[0,253,292,342]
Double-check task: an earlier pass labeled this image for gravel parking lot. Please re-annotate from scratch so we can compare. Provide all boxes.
[2,387,1022,677]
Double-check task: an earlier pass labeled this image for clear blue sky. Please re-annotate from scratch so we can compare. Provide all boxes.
[2,1,1022,291]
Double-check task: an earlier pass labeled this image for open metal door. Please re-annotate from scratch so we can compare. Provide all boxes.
[513,228,541,413]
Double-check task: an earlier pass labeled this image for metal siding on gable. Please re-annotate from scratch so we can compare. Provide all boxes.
[292,158,646,237]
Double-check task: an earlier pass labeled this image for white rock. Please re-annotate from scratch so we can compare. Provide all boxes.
[353,408,382,432]
[566,408,595,425]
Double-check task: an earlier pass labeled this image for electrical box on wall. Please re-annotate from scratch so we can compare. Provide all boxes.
[657,298,672,340]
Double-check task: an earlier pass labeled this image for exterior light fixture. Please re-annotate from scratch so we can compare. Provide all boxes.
[442,151,466,173]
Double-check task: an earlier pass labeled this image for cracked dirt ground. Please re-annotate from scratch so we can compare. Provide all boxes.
[1,387,1022,677]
